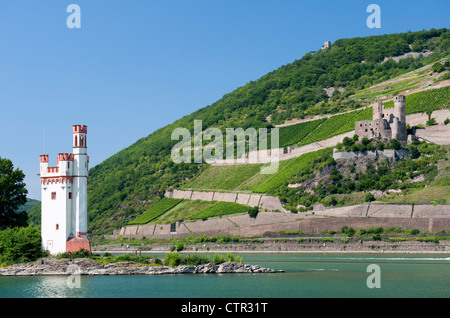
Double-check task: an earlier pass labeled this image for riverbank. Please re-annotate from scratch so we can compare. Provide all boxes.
[0,258,281,276]
[92,239,450,254]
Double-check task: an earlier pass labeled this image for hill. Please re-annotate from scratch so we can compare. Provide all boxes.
[27,28,450,235]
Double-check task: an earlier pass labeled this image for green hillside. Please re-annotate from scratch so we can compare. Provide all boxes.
[27,29,450,235]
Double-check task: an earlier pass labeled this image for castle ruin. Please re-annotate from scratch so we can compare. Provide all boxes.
[355,95,407,142]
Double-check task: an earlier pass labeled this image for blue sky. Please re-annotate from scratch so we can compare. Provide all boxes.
[0,0,448,200]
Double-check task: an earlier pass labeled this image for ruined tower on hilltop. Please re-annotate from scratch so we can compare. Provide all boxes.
[355,95,407,142]
[39,125,90,255]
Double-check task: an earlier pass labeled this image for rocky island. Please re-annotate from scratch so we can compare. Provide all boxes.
[0,258,282,276]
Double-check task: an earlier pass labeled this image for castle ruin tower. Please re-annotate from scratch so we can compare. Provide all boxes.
[372,101,383,120]
[393,95,407,141]
[40,125,90,255]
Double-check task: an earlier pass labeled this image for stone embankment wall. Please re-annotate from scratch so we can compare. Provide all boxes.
[333,149,409,161]
[107,204,450,240]
[165,189,286,212]
[414,124,450,145]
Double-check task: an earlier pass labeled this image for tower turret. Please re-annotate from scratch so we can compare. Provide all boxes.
[394,95,406,125]
[372,101,383,120]
[393,95,407,141]
[71,125,89,240]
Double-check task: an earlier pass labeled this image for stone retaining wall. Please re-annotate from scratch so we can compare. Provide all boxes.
[113,204,450,240]
[333,149,410,161]
[165,190,286,212]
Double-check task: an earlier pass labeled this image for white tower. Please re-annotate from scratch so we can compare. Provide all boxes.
[40,125,90,255]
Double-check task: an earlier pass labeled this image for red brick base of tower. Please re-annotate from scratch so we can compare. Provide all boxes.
[66,236,91,254]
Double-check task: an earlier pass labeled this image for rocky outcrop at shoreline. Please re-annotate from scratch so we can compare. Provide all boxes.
[0,258,282,276]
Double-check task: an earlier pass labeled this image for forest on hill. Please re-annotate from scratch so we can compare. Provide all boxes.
[27,28,450,234]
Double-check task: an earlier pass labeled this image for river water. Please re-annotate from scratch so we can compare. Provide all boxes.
[0,253,449,298]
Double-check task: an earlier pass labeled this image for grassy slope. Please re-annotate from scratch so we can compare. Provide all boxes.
[184,148,331,194]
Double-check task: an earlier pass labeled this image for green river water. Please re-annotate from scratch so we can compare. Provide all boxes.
[0,253,448,298]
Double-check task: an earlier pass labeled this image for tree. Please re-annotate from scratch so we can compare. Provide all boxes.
[365,193,376,202]
[0,227,43,265]
[0,157,28,229]
[432,62,445,73]
[388,139,401,150]
[248,206,259,218]
[410,146,420,159]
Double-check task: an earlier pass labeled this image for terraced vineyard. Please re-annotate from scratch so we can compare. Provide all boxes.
[279,118,326,148]
[150,200,217,224]
[279,107,372,148]
[128,198,183,225]
[189,201,251,220]
[349,58,449,102]
[383,86,450,114]
[253,148,332,193]
[183,148,330,194]
[183,164,262,191]
[128,199,251,224]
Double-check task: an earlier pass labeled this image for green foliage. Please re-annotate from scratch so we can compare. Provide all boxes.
[372,233,382,241]
[0,227,44,266]
[129,198,183,225]
[341,226,356,237]
[212,253,224,264]
[248,206,259,218]
[189,201,250,220]
[409,146,420,159]
[365,193,376,202]
[426,118,436,126]
[165,252,181,267]
[0,157,28,229]
[178,254,212,266]
[56,248,91,259]
[176,242,185,252]
[432,62,445,73]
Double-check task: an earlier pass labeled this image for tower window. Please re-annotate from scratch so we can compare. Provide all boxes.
[51,192,56,200]
[56,224,59,230]
[69,192,72,199]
